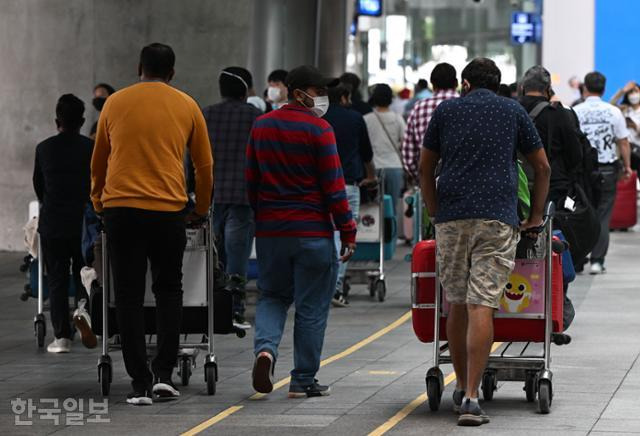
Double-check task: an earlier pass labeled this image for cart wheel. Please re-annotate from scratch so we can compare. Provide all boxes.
[236,329,246,339]
[34,319,45,348]
[180,357,192,387]
[375,280,386,302]
[538,380,552,414]
[524,373,537,402]
[426,376,442,411]
[481,371,496,401]
[20,285,30,301]
[98,363,112,396]
[205,363,217,395]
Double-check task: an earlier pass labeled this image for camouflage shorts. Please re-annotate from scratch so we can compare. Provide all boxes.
[435,219,519,309]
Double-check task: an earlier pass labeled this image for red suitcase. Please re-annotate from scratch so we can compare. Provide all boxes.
[411,240,564,344]
[610,171,638,230]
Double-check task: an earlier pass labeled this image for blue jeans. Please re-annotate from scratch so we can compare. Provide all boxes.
[381,167,404,214]
[334,184,361,295]
[254,237,338,387]
[213,204,254,314]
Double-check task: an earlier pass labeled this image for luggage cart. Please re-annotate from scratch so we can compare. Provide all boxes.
[344,175,390,302]
[33,234,46,348]
[97,214,234,396]
[412,203,562,414]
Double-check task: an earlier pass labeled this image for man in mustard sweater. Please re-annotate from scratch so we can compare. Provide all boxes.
[91,43,213,405]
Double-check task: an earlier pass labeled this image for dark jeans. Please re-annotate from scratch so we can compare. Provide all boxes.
[213,204,254,314]
[40,236,87,339]
[591,165,618,265]
[104,208,186,391]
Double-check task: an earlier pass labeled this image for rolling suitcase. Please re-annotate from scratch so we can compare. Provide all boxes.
[411,239,564,344]
[351,194,397,261]
[610,170,638,230]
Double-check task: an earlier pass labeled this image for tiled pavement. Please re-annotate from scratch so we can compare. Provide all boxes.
[1,228,639,435]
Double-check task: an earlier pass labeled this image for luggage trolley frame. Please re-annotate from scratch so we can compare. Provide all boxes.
[97,215,220,396]
[345,173,388,302]
[33,233,46,348]
[415,204,556,414]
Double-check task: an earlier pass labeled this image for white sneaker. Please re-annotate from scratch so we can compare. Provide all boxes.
[47,338,71,353]
[590,263,604,275]
[80,267,98,294]
[73,304,97,349]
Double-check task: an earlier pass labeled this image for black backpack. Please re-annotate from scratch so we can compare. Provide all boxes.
[527,102,601,266]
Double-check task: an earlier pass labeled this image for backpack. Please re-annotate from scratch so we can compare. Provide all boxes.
[526,102,601,266]
[516,163,531,220]
[515,101,553,220]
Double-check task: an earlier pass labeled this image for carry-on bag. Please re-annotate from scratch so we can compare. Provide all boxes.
[610,170,638,230]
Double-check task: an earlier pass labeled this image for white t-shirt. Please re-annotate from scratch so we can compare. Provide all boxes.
[364,110,406,169]
[574,96,630,164]
[623,105,640,145]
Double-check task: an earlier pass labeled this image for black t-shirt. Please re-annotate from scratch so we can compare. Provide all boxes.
[33,132,93,238]
[350,98,373,116]
[519,96,583,202]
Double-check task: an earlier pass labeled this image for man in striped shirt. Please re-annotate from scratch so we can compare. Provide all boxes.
[247,65,356,398]
[402,63,459,181]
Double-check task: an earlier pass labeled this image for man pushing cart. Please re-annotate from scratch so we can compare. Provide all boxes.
[417,58,551,425]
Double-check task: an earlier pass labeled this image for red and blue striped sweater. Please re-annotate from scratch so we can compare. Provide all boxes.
[246,104,357,244]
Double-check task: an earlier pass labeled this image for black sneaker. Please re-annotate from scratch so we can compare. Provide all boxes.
[288,380,331,398]
[233,313,251,330]
[452,389,465,413]
[458,398,490,426]
[252,351,274,394]
[331,295,348,307]
[152,378,180,400]
[126,388,153,406]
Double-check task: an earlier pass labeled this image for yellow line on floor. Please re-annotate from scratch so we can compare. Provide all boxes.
[250,310,412,400]
[367,342,503,436]
[181,405,243,436]
[181,310,413,434]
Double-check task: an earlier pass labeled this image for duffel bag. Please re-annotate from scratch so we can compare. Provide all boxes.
[553,183,600,266]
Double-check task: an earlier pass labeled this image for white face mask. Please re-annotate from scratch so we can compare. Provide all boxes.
[267,86,283,102]
[299,90,329,117]
[629,93,640,105]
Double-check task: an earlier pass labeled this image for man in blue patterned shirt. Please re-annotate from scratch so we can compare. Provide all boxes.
[420,58,550,426]
[202,67,262,328]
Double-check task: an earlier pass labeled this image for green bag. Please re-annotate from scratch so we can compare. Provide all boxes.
[517,161,531,220]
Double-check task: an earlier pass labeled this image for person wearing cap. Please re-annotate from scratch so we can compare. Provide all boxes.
[518,66,584,206]
[247,65,357,398]
[202,67,261,329]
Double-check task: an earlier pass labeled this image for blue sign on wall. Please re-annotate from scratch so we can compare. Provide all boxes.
[357,0,382,17]
[511,12,542,44]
